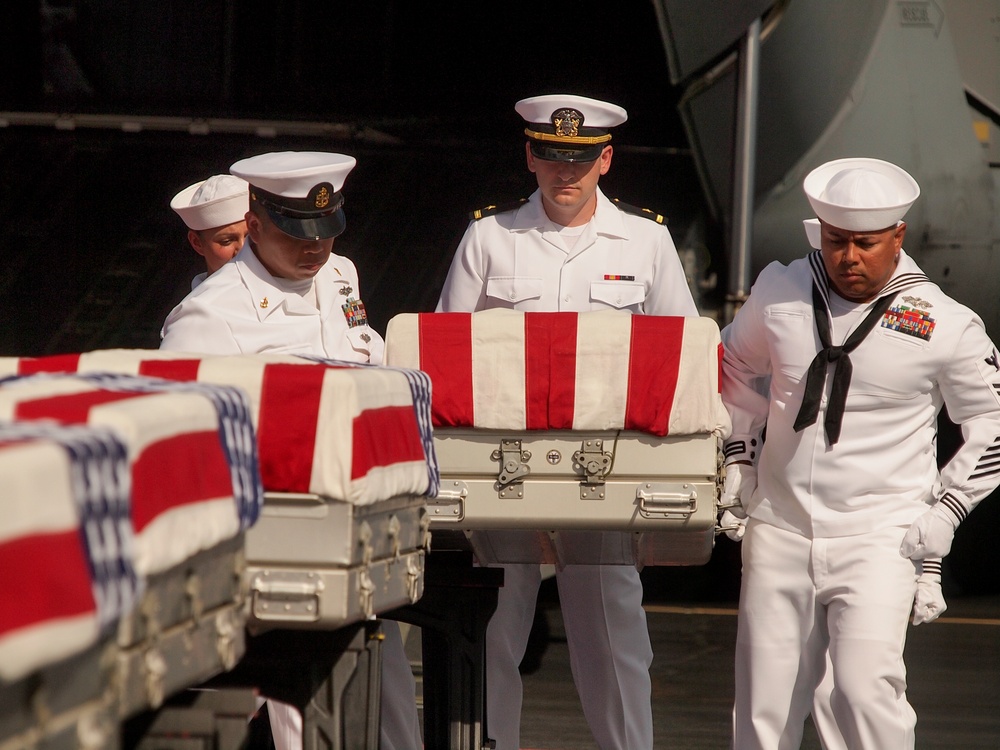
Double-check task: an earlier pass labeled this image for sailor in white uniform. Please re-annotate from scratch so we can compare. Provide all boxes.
[438,94,698,750]
[160,151,417,750]
[169,174,250,290]
[721,157,1000,749]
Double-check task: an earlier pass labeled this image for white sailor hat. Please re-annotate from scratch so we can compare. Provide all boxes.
[229,151,357,240]
[515,94,627,162]
[803,157,920,233]
[170,174,249,231]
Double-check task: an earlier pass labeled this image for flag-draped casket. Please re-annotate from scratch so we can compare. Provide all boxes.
[0,352,438,633]
[384,309,731,566]
[0,353,436,750]
[0,376,260,749]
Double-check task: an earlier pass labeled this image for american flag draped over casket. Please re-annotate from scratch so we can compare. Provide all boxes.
[0,373,261,579]
[0,422,140,682]
[0,352,439,502]
[383,309,731,438]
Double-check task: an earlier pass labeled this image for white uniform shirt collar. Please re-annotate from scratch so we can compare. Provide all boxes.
[511,187,630,241]
[233,241,319,320]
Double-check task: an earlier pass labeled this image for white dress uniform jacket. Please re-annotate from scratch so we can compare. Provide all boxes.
[722,249,1000,537]
[161,241,384,363]
[437,187,698,750]
[160,241,419,750]
[437,187,698,317]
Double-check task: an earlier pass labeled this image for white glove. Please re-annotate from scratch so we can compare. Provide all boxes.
[719,510,747,541]
[899,503,961,559]
[720,462,756,519]
[912,569,946,625]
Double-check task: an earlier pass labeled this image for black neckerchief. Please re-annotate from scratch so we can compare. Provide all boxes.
[792,251,929,445]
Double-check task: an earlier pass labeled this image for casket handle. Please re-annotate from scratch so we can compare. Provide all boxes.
[636,483,698,519]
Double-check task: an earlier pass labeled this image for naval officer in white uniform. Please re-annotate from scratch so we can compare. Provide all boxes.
[721,157,1000,749]
[437,94,698,750]
[160,151,420,750]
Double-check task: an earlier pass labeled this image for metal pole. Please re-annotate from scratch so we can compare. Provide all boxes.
[725,17,762,324]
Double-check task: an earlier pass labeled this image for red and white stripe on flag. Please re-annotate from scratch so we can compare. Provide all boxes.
[0,377,238,576]
[0,436,99,682]
[0,352,431,504]
[384,309,731,437]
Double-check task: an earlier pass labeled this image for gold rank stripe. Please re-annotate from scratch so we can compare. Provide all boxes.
[523,128,612,145]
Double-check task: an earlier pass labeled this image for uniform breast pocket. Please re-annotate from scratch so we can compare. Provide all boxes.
[873,326,930,352]
[345,326,381,361]
[255,340,316,355]
[485,276,543,307]
[849,329,930,403]
[589,281,645,311]
[765,307,814,388]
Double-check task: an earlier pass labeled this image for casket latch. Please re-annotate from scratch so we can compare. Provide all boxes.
[573,439,613,499]
[492,439,531,498]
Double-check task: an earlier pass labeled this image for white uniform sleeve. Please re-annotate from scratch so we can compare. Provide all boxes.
[720,282,772,464]
[935,316,1000,520]
[437,221,488,312]
[160,301,242,355]
[642,227,699,317]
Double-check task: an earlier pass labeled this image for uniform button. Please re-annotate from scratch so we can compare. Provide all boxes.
[509,292,516,300]
[615,297,622,305]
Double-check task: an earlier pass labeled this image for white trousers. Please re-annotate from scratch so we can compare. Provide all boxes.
[485,538,653,750]
[733,521,918,750]
[268,619,421,750]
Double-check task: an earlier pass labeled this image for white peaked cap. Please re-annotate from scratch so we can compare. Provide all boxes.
[229,152,357,240]
[803,157,919,232]
[515,94,628,129]
[229,152,356,198]
[171,175,249,231]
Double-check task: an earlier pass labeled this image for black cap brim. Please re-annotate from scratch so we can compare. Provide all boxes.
[529,140,605,163]
[266,206,346,240]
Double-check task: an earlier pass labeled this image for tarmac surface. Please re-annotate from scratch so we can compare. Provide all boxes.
[404,569,1000,749]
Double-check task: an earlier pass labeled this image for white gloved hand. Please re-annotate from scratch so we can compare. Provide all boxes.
[720,462,756,519]
[899,503,961,559]
[912,569,947,625]
[719,510,747,541]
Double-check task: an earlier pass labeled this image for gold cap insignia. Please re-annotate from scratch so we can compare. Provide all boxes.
[314,186,330,209]
[259,297,269,309]
[551,108,583,138]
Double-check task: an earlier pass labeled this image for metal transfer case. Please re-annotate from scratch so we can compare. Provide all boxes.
[245,492,430,633]
[384,309,731,567]
[431,428,719,565]
[115,533,248,718]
